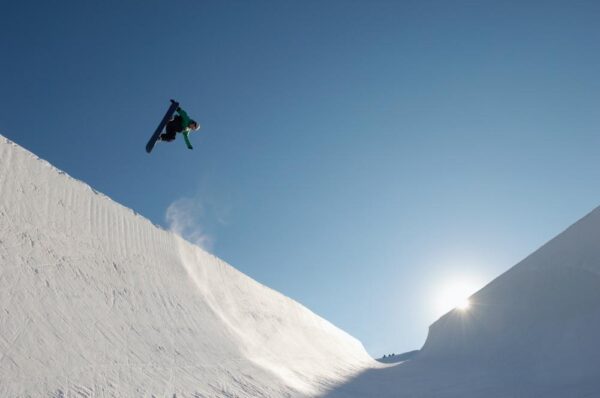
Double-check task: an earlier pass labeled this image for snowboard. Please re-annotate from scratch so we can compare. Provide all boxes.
[145,100,180,153]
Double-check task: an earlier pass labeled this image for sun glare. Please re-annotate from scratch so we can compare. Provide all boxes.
[456,298,471,311]
[435,277,481,316]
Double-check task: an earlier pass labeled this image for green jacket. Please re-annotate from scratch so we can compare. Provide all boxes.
[177,108,194,150]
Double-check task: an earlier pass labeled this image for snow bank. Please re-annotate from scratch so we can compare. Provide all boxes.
[326,206,600,397]
[0,136,373,397]
[417,205,600,392]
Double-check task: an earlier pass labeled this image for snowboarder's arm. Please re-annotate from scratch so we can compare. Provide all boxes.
[183,131,193,150]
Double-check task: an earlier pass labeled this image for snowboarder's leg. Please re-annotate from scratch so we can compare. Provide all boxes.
[159,133,175,142]
[161,121,178,141]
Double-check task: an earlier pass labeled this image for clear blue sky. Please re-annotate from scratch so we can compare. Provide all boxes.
[2,0,599,357]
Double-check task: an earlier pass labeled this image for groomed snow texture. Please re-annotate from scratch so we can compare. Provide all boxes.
[0,136,373,397]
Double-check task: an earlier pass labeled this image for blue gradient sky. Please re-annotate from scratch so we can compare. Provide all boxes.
[2,0,600,356]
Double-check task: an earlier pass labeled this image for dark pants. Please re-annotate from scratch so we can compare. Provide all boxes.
[161,116,184,141]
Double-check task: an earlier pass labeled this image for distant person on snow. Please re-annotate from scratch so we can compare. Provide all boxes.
[159,105,200,150]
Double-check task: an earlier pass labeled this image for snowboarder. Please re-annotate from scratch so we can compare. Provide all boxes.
[158,104,200,150]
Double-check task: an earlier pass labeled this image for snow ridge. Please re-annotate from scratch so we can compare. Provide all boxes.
[325,205,600,397]
[0,135,373,397]
[417,205,600,391]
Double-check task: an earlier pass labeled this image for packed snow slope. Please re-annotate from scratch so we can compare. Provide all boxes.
[327,206,600,397]
[0,135,374,397]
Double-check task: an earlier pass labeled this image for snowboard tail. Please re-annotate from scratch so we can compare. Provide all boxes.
[145,100,179,153]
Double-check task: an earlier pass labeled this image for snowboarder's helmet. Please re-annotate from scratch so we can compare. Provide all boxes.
[189,120,200,130]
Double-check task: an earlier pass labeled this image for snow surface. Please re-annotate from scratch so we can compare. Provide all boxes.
[2,134,600,397]
[0,136,375,397]
[326,206,600,397]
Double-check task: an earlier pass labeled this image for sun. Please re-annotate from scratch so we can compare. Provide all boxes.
[455,297,471,311]
[434,277,481,316]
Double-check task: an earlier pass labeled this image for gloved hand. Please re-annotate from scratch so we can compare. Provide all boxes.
[187,145,193,150]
